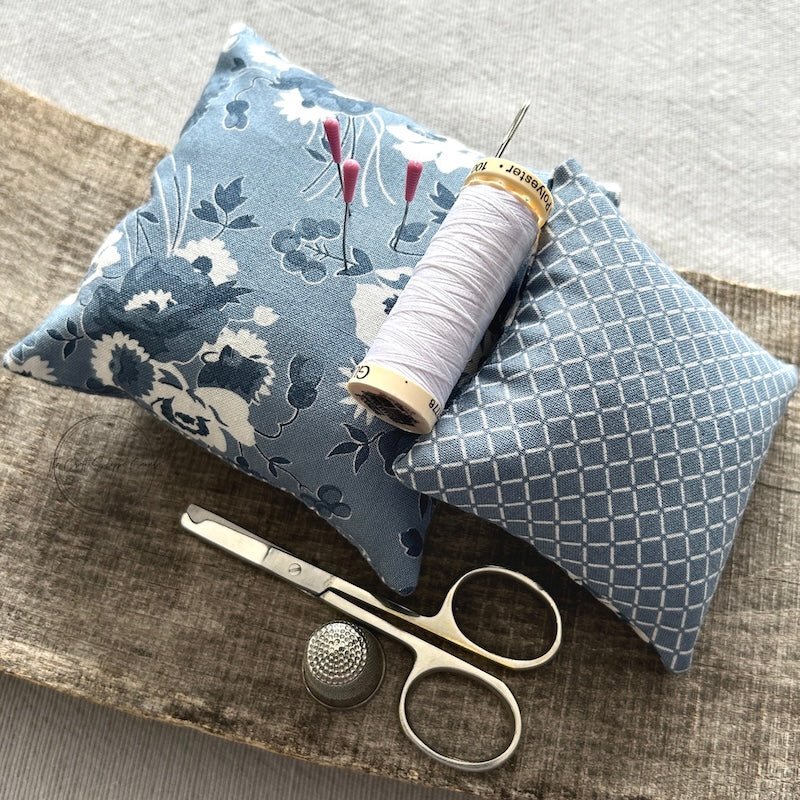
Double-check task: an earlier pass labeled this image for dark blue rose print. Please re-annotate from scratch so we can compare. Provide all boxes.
[198,345,272,403]
[109,344,156,397]
[159,396,212,438]
[81,254,251,362]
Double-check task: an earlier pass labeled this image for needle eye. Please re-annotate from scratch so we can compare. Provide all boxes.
[495,101,531,158]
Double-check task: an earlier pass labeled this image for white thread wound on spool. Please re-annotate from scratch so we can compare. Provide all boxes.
[363,182,539,408]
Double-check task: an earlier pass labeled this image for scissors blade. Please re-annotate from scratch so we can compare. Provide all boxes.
[180,505,335,595]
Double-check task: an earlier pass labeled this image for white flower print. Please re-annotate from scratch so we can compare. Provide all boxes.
[350,282,394,346]
[208,326,272,363]
[90,332,163,398]
[4,354,57,383]
[252,306,279,327]
[337,362,375,424]
[201,326,276,401]
[152,387,231,453]
[124,289,175,313]
[194,386,256,448]
[85,228,122,283]
[174,238,238,285]
[387,124,481,174]
[275,88,334,127]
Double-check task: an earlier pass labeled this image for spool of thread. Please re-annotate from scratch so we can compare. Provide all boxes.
[347,157,553,434]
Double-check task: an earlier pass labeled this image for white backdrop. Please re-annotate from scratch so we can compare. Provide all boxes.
[1,1,798,798]
[5,0,798,291]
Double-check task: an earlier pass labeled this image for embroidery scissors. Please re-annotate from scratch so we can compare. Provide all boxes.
[180,504,562,772]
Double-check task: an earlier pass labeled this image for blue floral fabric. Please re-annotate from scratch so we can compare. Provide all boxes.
[3,24,510,593]
[395,160,798,671]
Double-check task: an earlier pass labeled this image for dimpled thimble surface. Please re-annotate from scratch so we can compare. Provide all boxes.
[302,620,385,709]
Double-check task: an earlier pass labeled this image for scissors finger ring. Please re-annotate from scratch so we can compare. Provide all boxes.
[180,505,562,772]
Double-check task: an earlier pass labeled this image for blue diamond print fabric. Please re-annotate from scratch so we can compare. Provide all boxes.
[394,159,798,672]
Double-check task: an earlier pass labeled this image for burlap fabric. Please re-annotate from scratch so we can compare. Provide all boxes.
[1,81,797,799]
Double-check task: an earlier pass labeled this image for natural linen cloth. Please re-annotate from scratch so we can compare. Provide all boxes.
[1,81,798,800]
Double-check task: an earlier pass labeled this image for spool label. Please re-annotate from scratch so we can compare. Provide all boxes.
[465,157,554,224]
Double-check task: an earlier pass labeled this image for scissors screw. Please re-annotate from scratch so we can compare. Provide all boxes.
[288,563,302,576]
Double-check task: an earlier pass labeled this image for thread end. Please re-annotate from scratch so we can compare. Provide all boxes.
[346,362,440,434]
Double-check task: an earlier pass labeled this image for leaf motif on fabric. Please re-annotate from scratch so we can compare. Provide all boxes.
[328,441,359,457]
[228,214,259,229]
[394,222,426,243]
[354,444,370,473]
[344,424,368,443]
[337,247,372,276]
[214,178,247,213]
[431,182,455,210]
[192,200,219,223]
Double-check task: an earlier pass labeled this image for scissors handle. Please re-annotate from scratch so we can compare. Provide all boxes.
[321,588,522,771]
[335,566,561,671]
[398,639,522,772]
[424,566,562,670]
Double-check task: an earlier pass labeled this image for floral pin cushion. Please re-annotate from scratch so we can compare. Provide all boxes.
[4,24,500,594]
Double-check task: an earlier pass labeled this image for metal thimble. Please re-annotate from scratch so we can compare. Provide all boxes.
[302,620,385,709]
